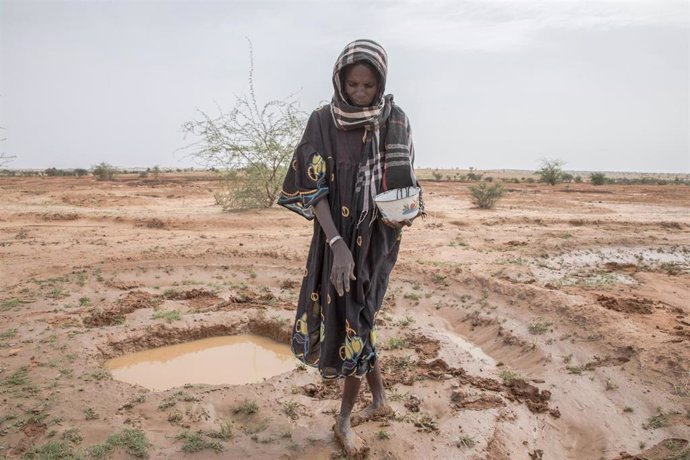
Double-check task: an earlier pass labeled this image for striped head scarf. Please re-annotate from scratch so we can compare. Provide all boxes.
[330,39,418,226]
[331,39,391,131]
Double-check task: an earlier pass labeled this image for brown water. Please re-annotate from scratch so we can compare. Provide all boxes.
[104,334,296,391]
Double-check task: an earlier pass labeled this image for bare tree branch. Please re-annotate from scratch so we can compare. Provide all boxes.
[177,38,307,209]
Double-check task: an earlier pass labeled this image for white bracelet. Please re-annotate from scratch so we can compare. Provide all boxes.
[328,235,343,247]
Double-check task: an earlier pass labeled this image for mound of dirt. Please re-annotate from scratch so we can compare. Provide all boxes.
[118,290,162,313]
[405,333,441,360]
[451,389,505,410]
[504,379,560,417]
[613,438,689,460]
[597,295,654,314]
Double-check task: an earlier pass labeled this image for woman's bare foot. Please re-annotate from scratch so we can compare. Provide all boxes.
[350,402,393,427]
[333,417,369,459]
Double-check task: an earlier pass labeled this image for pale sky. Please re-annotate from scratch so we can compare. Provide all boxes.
[1,0,688,173]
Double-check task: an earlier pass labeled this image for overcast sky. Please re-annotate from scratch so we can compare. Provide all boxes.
[1,0,688,172]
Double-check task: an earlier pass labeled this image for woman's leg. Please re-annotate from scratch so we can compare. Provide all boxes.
[334,376,369,456]
[351,360,393,426]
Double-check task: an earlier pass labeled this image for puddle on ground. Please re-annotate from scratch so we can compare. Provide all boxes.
[105,334,296,391]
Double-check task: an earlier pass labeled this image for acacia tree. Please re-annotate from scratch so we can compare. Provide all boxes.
[536,158,565,185]
[0,127,15,167]
[180,39,306,209]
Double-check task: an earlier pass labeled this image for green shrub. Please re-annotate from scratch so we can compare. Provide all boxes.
[469,182,505,209]
[590,172,607,185]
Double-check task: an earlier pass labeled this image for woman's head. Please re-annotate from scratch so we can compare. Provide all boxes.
[333,39,387,108]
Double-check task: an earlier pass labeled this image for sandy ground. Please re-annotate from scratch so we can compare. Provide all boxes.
[0,173,688,459]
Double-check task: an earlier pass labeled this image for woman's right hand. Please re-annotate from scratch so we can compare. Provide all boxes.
[330,239,356,296]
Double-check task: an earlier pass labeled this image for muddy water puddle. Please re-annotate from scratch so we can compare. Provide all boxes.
[105,334,296,391]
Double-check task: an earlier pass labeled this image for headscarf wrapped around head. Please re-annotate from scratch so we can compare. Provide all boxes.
[331,39,392,131]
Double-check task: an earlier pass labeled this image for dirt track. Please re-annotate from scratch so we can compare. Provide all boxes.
[1,174,689,459]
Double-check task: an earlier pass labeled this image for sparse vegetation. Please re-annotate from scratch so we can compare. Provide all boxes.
[181,38,306,210]
[234,399,259,415]
[455,435,476,448]
[88,428,151,459]
[386,336,407,350]
[469,182,506,209]
[151,309,182,323]
[176,430,224,453]
[528,317,551,335]
[498,369,522,384]
[536,158,565,185]
[92,162,117,181]
[590,172,607,185]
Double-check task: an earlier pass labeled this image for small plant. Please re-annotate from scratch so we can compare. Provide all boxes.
[88,428,151,459]
[386,336,407,350]
[469,182,505,209]
[623,406,634,413]
[377,429,390,440]
[1,299,24,311]
[566,365,584,375]
[152,309,181,323]
[78,296,91,307]
[0,328,17,340]
[176,431,224,453]
[455,435,476,448]
[23,441,77,459]
[528,317,551,335]
[234,399,259,415]
[498,369,522,384]
[643,408,673,430]
[61,428,83,445]
[282,401,303,420]
[410,413,439,432]
[208,417,234,440]
[83,407,98,420]
[396,315,415,328]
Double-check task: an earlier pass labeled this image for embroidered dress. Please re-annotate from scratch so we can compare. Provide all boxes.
[279,103,423,378]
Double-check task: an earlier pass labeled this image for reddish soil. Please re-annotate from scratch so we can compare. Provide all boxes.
[0,173,688,459]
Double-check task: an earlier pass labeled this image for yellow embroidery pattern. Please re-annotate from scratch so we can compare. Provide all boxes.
[291,159,298,171]
[339,320,364,361]
[310,292,319,302]
[356,235,362,247]
[341,206,350,217]
[331,172,335,182]
[296,312,308,336]
[307,154,325,182]
[327,294,331,305]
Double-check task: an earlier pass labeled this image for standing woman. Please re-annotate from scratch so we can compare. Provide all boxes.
[278,39,423,457]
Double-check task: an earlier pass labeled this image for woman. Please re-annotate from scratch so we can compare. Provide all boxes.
[278,39,423,457]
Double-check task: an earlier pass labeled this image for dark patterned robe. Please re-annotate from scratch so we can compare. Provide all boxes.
[278,104,415,379]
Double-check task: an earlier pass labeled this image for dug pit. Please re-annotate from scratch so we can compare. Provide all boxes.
[104,334,296,391]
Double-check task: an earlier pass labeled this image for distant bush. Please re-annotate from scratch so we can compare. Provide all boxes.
[561,172,574,183]
[590,172,607,185]
[484,176,493,182]
[574,176,582,183]
[536,159,565,185]
[469,182,505,209]
[75,168,88,177]
[432,170,443,181]
[92,162,117,181]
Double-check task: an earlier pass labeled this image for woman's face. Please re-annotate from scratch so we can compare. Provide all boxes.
[344,63,379,107]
